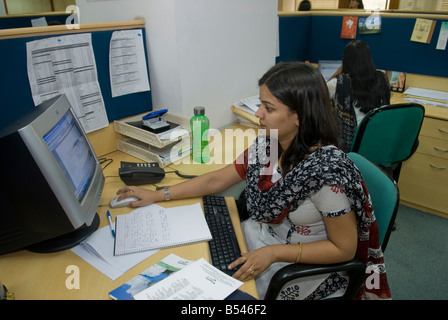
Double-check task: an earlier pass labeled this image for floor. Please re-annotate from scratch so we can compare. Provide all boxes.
[383,205,448,300]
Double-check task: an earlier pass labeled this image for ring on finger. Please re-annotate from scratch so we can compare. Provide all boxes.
[241,256,246,262]
[248,268,254,275]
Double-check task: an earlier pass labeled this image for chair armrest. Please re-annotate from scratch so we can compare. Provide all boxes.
[264,258,366,300]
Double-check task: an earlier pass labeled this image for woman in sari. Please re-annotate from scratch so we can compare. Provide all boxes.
[115,62,391,300]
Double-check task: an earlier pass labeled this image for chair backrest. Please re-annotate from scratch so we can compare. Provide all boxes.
[351,103,425,167]
[347,152,399,251]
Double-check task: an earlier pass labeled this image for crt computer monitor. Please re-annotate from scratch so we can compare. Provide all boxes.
[0,94,104,255]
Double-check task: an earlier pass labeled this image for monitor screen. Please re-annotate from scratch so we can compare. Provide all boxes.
[318,60,342,82]
[43,110,95,201]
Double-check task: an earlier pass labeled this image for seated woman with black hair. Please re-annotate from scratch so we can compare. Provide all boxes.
[115,62,391,300]
[327,40,390,152]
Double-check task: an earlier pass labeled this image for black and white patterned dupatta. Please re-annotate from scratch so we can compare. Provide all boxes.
[243,135,372,227]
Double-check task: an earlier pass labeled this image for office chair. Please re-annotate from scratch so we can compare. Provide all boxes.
[264,152,399,300]
[350,103,425,182]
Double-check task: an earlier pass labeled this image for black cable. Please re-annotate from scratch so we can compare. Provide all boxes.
[174,170,198,179]
[154,170,197,190]
[164,170,197,179]
[98,157,113,170]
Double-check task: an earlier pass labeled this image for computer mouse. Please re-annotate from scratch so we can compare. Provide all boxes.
[110,196,139,208]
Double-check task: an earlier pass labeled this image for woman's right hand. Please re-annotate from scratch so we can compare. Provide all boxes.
[116,186,163,207]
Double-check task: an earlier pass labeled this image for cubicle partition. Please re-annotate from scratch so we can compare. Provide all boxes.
[277,14,312,63]
[277,11,448,79]
[0,20,152,130]
[2,12,447,130]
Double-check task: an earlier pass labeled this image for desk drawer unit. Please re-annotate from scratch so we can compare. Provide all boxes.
[399,116,448,217]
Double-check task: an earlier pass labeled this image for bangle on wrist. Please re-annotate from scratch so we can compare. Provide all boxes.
[163,186,171,201]
[295,242,303,263]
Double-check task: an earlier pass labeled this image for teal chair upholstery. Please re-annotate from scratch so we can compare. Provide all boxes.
[346,152,399,251]
[264,153,399,300]
[351,103,425,182]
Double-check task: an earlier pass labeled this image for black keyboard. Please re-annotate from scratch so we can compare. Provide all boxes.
[203,195,242,275]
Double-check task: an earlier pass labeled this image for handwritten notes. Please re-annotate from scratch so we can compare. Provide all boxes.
[114,203,212,256]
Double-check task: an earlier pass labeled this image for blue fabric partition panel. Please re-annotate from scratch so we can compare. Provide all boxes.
[276,15,312,63]
[0,28,152,129]
[278,14,448,79]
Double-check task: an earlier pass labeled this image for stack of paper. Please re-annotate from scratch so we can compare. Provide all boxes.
[72,202,211,280]
[231,95,261,127]
[122,137,191,163]
[404,87,448,108]
[71,224,157,280]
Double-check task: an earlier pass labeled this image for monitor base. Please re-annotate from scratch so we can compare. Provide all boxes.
[26,213,100,253]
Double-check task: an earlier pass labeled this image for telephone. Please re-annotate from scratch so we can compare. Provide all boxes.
[119,161,165,185]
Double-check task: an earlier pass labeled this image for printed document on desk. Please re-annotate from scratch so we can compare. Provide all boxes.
[71,224,157,280]
[232,95,261,117]
[133,258,242,300]
[109,253,193,300]
[239,95,261,113]
[231,95,261,126]
[404,87,448,108]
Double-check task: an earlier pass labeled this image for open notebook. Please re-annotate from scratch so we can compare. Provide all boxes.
[114,203,212,256]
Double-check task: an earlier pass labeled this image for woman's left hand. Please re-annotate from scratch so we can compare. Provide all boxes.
[228,246,275,282]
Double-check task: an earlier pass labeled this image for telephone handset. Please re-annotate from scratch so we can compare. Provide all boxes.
[119,161,165,185]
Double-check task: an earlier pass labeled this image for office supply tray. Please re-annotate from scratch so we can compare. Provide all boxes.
[117,137,191,168]
[114,110,190,149]
[114,110,191,167]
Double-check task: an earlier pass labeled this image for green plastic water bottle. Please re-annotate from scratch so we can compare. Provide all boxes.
[190,106,210,163]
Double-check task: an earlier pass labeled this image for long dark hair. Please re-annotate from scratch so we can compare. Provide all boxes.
[342,40,390,113]
[350,0,364,8]
[258,62,339,173]
[298,0,311,11]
